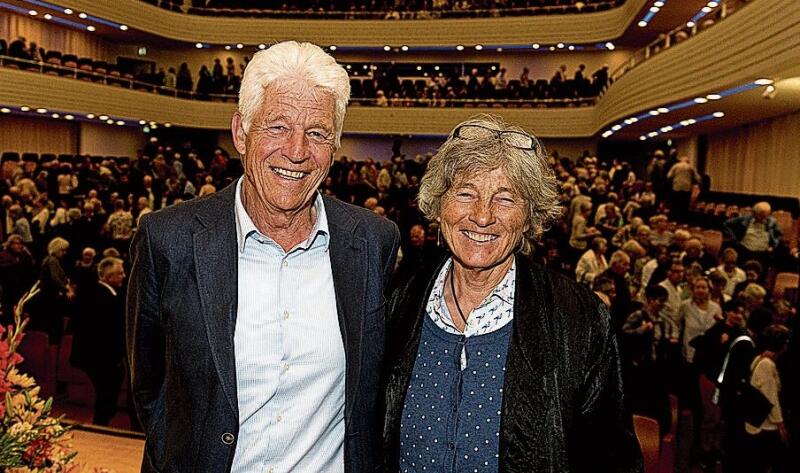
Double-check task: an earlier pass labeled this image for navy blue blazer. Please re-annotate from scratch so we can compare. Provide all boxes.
[126,182,400,472]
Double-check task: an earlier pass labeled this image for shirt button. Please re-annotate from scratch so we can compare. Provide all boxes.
[283,311,289,320]
[282,260,288,268]
[282,364,290,373]
[221,432,235,445]
[276,415,283,422]
[448,442,455,450]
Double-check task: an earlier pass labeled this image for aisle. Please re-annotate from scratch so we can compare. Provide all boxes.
[68,426,144,473]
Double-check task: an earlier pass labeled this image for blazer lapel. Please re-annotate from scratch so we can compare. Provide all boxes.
[326,198,367,427]
[193,185,239,416]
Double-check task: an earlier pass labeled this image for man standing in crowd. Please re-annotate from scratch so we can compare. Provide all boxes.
[722,201,782,266]
[666,155,700,223]
[71,256,127,425]
[127,41,400,472]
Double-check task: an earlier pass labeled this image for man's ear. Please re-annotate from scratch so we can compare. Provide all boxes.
[231,112,247,156]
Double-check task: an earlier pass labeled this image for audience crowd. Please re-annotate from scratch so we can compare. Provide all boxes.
[2,37,609,106]
[0,136,797,470]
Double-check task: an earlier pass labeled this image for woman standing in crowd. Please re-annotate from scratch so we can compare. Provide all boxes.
[382,114,642,472]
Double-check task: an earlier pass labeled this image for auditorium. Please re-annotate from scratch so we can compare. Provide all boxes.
[0,0,798,471]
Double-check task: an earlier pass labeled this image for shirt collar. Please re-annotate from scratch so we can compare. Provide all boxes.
[234,177,329,253]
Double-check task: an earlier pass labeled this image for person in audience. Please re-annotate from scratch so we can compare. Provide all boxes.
[743,324,791,473]
[568,200,600,264]
[32,237,73,346]
[598,250,634,331]
[722,201,782,267]
[104,199,133,256]
[383,113,642,472]
[732,259,765,298]
[0,234,36,321]
[682,236,717,271]
[717,247,746,297]
[8,204,33,244]
[576,236,608,285]
[72,246,97,292]
[70,256,126,426]
[649,214,673,247]
[666,155,700,223]
[8,37,28,59]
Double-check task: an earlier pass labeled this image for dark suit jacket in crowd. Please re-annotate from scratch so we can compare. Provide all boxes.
[126,182,400,472]
[383,254,643,473]
[70,280,125,372]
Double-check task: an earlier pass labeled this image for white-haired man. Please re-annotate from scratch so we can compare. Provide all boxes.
[722,201,782,266]
[127,41,400,473]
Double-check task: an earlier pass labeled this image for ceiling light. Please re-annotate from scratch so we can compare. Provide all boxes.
[400,45,409,51]
[28,10,37,16]
[556,43,565,49]
[654,1,665,6]
[657,107,669,113]
[638,20,648,27]
[64,8,73,14]
[680,120,691,126]
[258,44,266,50]
[531,43,540,49]
[649,110,660,116]
[660,126,673,132]
[434,65,440,71]
[225,45,232,50]
[79,12,88,19]
[99,115,109,120]
[51,113,60,118]
[456,45,464,51]
[383,45,391,51]
[649,6,660,13]
[754,78,773,85]
[694,97,709,103]
[151,124,158,129]
[611,124,622,131]
[116,120,125,125]
[44,13,52,20]
[86,25,96,32]
[491,66,496,71]
[701,6,712,13]
[164,123,172,128]
[86,113,95,119]
[648,132,659,137]
[139,119,146,125]
[20,106,30,112]
[345,64,351,70]
[474,45,483,51]
[640,136,647,141]
[686,21,696,27]
[416,66,422,71]
[36,108,47,114]
[496,47,503,52]
[687,118,697,125]
[549,46,556,51]
[568,45,575,51]
[195,43,203,49]
[713,111,725,118]
[106,119,115,124]
[236,44,243,49]
[625,117,639,124]
[329,45,337,51]
[149,121,156,126]
[707,94,721,100]
[707,1,719,7]
[602,131,613,138]
[362,65,368,70]
[64,114,74,120]
[120,25,129,31]
[605,42,615,50]
[0,108,10,113]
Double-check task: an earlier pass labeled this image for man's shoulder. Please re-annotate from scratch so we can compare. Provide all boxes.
[140,185,233,233]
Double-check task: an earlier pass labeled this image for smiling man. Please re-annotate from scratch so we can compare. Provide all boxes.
[126,41,400,473]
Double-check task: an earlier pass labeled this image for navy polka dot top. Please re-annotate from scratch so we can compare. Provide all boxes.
[399,315,512,473]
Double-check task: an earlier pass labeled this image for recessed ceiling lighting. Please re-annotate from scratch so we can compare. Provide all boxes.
[701,6,712,13]
[164,123,172,128]
[400,45,409,51]
[20,106,31,112]
[64,114,74,120]
[660,126,673,132]
[36,108,47,114]
[416,66,422,71]
[640,136,647,141]
[195,43,203,49]
[79,12,88,19]
[151,124,158,129]
[657,107,669,113]
[686,21,696,28]
[86,25,96,32]
[258,44,266,50]
[568,45,575,51]
[694,97,709,103]
[680,120,691,126]
[496,47,503,52]
[549,46,556,51]
[116,120,125,125]
[236,44,243,49]
[106,119,115,124]
[605,42,615,50]
[707,1,719,7]
[687,118,697,125]
[648,132,659,137]
[649,6,660,13]
[456,45,464,51]
[86,113,95,119]
[713,111,725,118]
[99,115,109,120]
[638,21,648,27]
[225,45,232,50]
[707,94,721,100]
[754,78,773,85]
[434,65,440,71]
[474,45,483,51]
[531,43,540,49]
[556,43,565,49]
[649,110,660,116]
[51,113,60,118]
[601,131,613,138]
[44,13,52,20]
[383,45,391,51]
[120,25,128,31]
[611,124,622,131]
[28,10,37,16]
[0,108,10,113]
[139,119,147,125]
[654,1,665,6]
[64,8,73,14]
[329,45,337,51]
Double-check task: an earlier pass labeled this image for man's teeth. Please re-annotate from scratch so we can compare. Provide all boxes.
[463,230,497,242]
[272,167,306,179]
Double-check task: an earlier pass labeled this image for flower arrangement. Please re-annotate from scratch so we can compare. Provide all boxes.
[0,282,77,472]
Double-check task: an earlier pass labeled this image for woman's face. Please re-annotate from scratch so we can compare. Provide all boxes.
[440,167,529,271]
[692,279,709,302]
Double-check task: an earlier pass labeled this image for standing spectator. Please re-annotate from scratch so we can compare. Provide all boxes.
[176,62,193,92]
[592,64,609,94]
[682,276,723,363]
[70,256,127,426]
[716,247,746,297]
[33,237,73,345]
[722,201,782,267]
[0,235,36,321]
[8,37,29,59]
[164,67,177,89]
[9,204,33,243]
[104,199,133,256]
[666,155,700,223]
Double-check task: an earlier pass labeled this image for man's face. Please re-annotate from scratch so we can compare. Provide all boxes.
[233,81,336,216]
[105,263,126,288]
[612,256,630,275]
[668,264,685,284]
[409,225,426,248]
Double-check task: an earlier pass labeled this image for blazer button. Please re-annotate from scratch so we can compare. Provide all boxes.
[221,432,235,445]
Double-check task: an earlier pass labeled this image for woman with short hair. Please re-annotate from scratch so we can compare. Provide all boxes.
[383,114,642,472]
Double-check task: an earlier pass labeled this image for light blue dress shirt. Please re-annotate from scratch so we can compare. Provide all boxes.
[231,179,346,473]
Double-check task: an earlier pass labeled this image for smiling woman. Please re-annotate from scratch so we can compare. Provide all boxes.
[382,113,644,473]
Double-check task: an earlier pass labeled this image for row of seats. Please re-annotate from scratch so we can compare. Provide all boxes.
[693,201,798,249]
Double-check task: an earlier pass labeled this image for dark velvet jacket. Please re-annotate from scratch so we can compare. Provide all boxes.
[382,254,643,473]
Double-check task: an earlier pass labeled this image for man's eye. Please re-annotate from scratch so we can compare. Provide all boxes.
[267,125,288,133]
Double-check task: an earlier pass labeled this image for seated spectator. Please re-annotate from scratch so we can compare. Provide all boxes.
[576,236,608,285]
[732,260,765,300]
[658,260,688,344]
[682,236,717,271]
[649,214,673,247]
[598,250,635,330]
[716,247,746,297]
[568,200,600,263]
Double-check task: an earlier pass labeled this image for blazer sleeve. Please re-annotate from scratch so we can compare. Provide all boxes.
[125,214,165,431]
[575,302,644,473]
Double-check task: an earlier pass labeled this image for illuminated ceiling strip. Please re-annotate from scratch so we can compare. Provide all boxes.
[637,0,667,27]
[19,0,126,28]
[639,112,721,140]
[0,2,98,30]
[0,104,152,128]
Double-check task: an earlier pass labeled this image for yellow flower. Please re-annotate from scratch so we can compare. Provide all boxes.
[7,367,36,388]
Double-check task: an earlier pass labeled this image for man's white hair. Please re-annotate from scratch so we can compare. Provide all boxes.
[238,41,350,148]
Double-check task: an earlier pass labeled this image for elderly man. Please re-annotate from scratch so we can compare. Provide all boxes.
[722,201,782,266]
[127,42,400,472]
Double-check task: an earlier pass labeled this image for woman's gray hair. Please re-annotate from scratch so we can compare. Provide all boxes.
[418,114,561,246]
[47,237,69,256]
[238,41,350,148]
